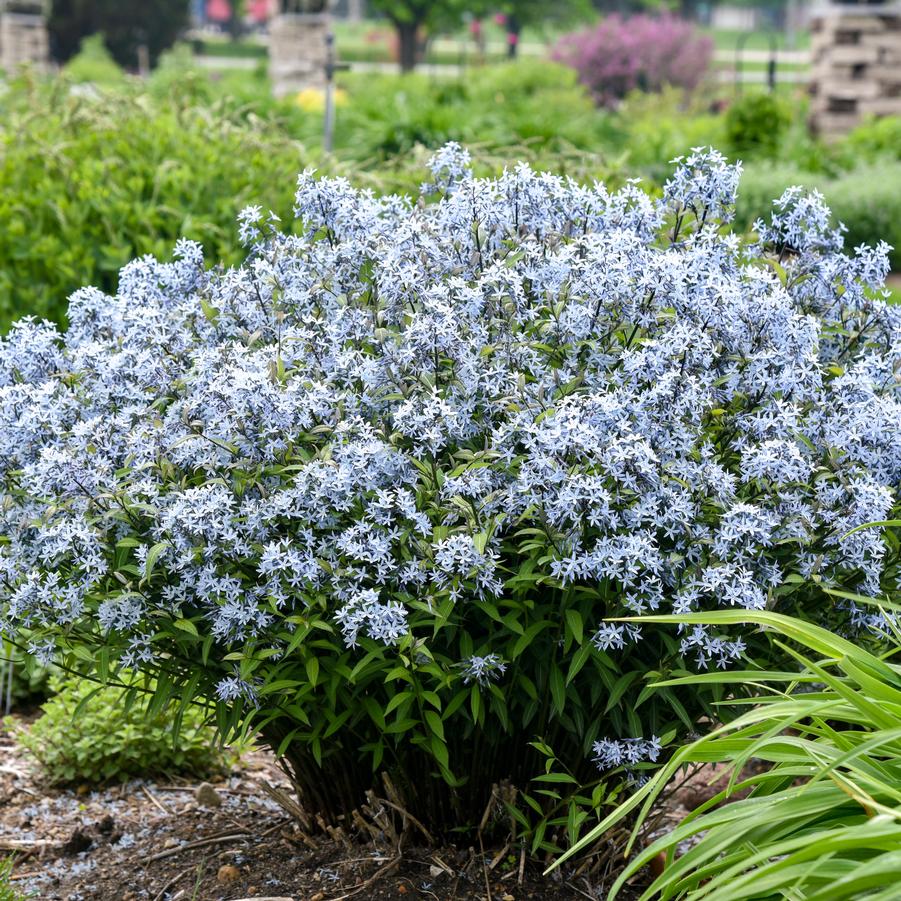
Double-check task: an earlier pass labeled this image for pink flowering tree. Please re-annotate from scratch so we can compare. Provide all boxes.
[552,15,714,108]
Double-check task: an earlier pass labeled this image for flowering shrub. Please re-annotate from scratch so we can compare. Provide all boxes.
[552,15,713,107]
[0,145,898,833]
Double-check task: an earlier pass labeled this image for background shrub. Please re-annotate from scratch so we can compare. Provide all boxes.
[0,69,623,332]
[552,15,713,107]
[616,88,727,181]
[14,676,225,785]
[0,645,50,712]
[322,61,619,159]
[843,114,901,164]
[60,34,126,87]
[724,92,793,158]
[0,78,309,330]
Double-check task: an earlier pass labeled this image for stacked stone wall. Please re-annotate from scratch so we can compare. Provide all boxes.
[810,4,901,136]
[269,12,329,96]
[0,3,48,73]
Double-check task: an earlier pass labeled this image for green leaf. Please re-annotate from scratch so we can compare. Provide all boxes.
[143,540,171,583]
[564,609,584,645]
[549,664,566,717]
[510,620,550,659]
[425,709,445,742]
[173,618,198,638]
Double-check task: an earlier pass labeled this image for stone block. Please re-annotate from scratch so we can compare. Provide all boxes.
[821,44,880,65]
[269,12,330,97]
[818,79,882,100]
[858,96,901,115]
[811,62,860,82]
[811,111,863,134]
[0,12,49,72]
[813,13,891,34]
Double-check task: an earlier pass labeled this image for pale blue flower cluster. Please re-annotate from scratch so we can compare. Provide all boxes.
[459,654,508,687]
[593,736,662,772]
[0,145,897,729]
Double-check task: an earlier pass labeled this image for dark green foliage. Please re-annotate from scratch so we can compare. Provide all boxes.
[724,92,793,157]
[0,645,51,711]
[48,0,190,69]
[14,676,226,785]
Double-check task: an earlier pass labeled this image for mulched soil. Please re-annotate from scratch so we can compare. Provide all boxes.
[0,716,657,901]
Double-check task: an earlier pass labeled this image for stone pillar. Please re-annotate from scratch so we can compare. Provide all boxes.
[269,11,330,97]
[0,1,49,73]
[809,2,901,137]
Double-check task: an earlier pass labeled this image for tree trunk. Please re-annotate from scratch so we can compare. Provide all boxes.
[507,16,520,60]
[396,20,419,73]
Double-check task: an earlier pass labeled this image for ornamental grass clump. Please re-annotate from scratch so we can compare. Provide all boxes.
[0,145,898,834]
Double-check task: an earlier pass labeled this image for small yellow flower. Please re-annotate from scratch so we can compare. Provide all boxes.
[295,87,348,112]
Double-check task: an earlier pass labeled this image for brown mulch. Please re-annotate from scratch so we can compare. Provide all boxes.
[0,717,655,901]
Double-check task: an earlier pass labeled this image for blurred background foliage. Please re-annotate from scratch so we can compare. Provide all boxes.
[1,28,899,330]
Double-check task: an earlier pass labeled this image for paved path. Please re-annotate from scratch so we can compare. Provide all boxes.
[198,55,809,84]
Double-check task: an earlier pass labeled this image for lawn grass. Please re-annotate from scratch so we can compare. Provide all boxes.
[702,26,810,52]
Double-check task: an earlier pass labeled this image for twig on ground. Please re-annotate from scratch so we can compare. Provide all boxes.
[145,831,250,862]
[331,856,393,867]
[430,853,455,876]
[142,785,170,815]
[150,865,194,901]
[488,842,510,871]
[258,815,293,837]
[0,838,58,852]
[324,853,402,901]
[565,880,597,900]
[8,871,40,882]
[477,787,497,901]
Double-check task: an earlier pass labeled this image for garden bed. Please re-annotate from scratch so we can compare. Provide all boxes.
[1,719,630,901]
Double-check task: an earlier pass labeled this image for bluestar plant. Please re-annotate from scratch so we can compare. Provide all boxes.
[0,145,898,832]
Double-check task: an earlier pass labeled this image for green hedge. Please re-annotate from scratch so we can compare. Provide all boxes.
[0,76,310,330]
[324,60,620,160]
[1,63,898,332]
